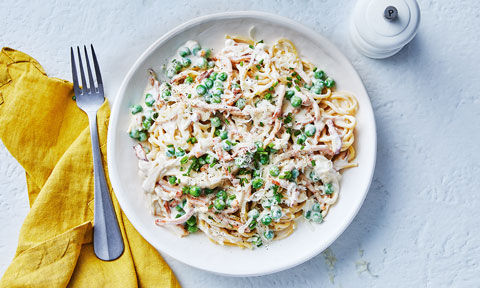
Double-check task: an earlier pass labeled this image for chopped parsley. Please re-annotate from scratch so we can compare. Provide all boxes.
[283,113,293,124]
[187,137,197,144]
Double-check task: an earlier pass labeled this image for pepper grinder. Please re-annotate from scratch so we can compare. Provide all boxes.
[350,0,421,59]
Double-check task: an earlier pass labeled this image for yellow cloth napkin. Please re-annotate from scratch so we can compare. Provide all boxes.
[0,48,181,288]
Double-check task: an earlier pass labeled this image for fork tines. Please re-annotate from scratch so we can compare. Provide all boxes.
[70,45,104,96]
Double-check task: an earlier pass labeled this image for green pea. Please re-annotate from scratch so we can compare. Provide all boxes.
[313,79,325,87]
[216,190,227,200]
[196,85,207,95]
[261,215,272,226]
[138,131,148,142]
[204,78,214,89]
[304,210,311,219]
[145,93,155,107]
[253,235,263,247]
[213,88,223,97]
[179,47,191,57]
[314,70,325,80]
[263,230,274,240]
[144,109,158,120]
[312,86,323,95]
[291,168,299,179]
[182,57,192,68]
[305,124,316,137]
[189,186,201,197]
[130,104,143,114]
[271,207,282,219]
[174,62,182,72]
[211,94,222,104]
[248,209,260,219]
[218,72,228,81]
[129,129,140,139]
[325,183,334,195]
[222,141,232,151]
[162,90,171,100]
[186,215,196,226]
[203,93,212,103]
[235,98,246,109]
[325,78,335,88]
[209,72,218,80]
[269,166,280,177]
[262,199,272,209]
[290,95,302,108]
[311,211,323,223]
[168,176,177,185]
[185,76,193,84]
[207,61,215,68]
[285,90,295,100]
[142,118,153,130]
[252,177,264,189]
[211,117,221,127]
[197,58,207,69]
[220,130,228,140]
[312,202,321,212]
[213,80,223,88]
[192,43,201,55]
[309,171,320,182]
[187,225,198,233]
[213,198,226,210]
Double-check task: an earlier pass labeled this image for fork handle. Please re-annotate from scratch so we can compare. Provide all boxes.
[88,112,124,261]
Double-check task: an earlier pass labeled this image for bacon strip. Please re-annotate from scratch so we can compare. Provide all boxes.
[197,69,214,82]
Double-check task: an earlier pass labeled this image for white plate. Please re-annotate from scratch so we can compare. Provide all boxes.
[107,11,376,276]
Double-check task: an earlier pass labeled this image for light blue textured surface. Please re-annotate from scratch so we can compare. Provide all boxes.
[1,0,479,287]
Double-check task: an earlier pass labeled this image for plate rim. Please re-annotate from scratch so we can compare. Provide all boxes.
[107,10,377,277]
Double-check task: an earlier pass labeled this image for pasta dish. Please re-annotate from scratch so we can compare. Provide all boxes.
[127,36,358,248]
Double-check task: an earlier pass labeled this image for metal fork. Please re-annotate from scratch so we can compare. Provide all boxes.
[71,45,124,261]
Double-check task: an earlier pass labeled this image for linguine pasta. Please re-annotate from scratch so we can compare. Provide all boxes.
[127,37,358,248]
